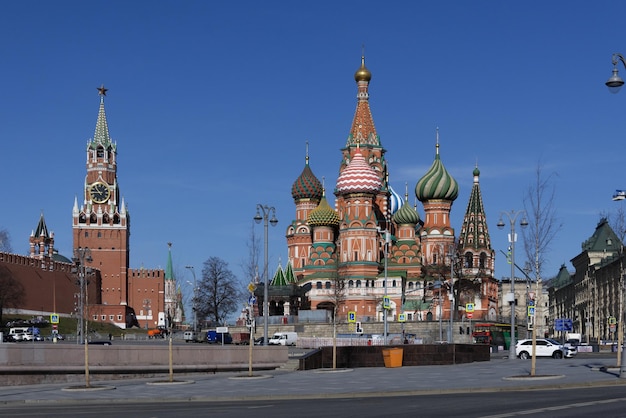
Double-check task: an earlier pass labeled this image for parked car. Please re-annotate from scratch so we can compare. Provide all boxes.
[254,337,268,345]
[88,340,112,345]
[516,338,573,359]
[558,339,578,357]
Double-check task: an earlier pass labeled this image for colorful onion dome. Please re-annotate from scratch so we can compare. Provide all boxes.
[336,149,382,194]
[415,142,458,202]
[393,199,421,225]
[389,185,403,215]
[308,194,340,227]
[291,158,323,201]
[354,55,372,82]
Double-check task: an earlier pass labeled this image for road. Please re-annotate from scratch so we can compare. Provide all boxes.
[1,385,624,417]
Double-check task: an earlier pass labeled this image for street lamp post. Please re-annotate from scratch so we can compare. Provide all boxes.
[606,53,626,378]
[448,250,456,344]
[185,266,197,332]
[254,204,278,346]
[379,228,390,345]
[72,247,92,345]
[72,246,92,388]
[497,210,528,360]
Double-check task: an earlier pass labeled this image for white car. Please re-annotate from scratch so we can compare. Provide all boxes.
[516,338,574,359]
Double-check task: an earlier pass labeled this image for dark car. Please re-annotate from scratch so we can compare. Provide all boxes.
[254,337,269,345]
[88,340,112,345]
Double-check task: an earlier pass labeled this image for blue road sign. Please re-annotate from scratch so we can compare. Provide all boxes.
[555,318,573,331]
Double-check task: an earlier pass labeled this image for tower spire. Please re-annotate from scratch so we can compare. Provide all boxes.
[93,85,113,148]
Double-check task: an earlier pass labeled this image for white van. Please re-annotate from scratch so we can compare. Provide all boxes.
[9,327,29,337]
[269,332,297,346]
[183,331,199,343]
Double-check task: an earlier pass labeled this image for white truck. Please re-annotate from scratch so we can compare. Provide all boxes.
[268,332,298,346]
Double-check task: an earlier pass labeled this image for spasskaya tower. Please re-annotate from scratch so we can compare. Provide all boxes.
[72,85,130,307]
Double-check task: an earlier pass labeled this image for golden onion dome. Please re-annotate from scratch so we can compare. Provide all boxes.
[354,55,372,82]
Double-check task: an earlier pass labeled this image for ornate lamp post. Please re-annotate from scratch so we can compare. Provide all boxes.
[72,246,92,387]
[606,52,626,378]
[254,204,278,346]
[497,210,528,360]
[185,265,198,332]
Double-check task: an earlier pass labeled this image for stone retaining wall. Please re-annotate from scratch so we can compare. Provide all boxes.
[0,344,288,386]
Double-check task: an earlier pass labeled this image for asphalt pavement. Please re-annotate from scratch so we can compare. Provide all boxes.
[0,352,624,405]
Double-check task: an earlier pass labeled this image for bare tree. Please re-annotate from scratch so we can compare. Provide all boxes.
[0,266,24,325]
[0,228,12,253]
[522,162,562,282]
[239,223,261,308]
[521,162,562,376]
[196,257,242,325]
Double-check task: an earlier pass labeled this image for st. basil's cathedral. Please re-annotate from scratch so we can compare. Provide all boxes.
[280,56,498,325]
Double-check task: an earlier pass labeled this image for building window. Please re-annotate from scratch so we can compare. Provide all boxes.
[348,280,354,288]
[109,315,114,321]
[117,315,122,321]
[316,281,322,289]
[101,315,106,320]
[93,315,98,321]
[479,253,487,269]
[356,280,361,288]
[465,252,473,268]
[325,281,331,289]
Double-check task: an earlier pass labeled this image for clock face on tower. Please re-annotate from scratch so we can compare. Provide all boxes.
[89,181,110,203]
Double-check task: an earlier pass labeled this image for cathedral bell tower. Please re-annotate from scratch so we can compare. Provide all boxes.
[72,86,130,306]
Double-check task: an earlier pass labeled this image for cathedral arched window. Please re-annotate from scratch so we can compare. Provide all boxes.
[479,253,487,269]
[103,213,109,224]
[79,213,86,223]
[113,214,120,224]
[348,280,354,288]
[316,281,322,289]
[325,281,331,289]
[356,280,361,288]
[465,252,473,268]
[97,147,104,158]
[90,213,97,223]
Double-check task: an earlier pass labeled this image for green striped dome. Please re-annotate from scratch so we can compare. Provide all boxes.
[392,200,420,225]
[415,153,458,202]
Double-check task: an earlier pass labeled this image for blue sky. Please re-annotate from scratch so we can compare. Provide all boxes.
[2,1,626,297]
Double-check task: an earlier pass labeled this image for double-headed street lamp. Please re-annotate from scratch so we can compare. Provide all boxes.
[605,52,626,379]
[72,246,92,388]
[185,265,198,332]
[497,210,528,360]
[72,247,92,345]
[254,204,278,346]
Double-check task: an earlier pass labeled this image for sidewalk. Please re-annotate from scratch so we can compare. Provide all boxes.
[0,354,623,404]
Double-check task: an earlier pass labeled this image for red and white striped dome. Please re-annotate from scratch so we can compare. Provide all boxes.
[336,150,382,194]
